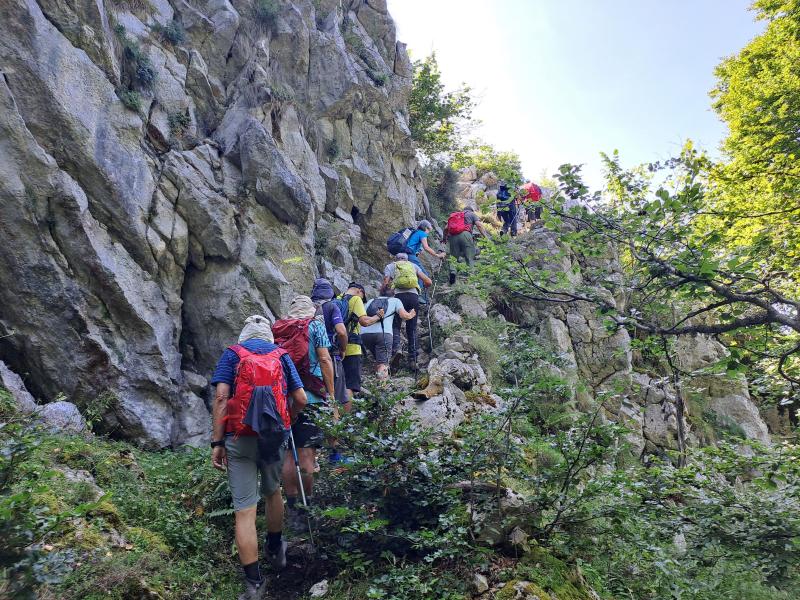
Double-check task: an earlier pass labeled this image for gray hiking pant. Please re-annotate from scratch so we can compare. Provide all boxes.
[448,231,476,275]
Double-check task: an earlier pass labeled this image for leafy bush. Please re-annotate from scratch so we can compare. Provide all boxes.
[117,89,141,112]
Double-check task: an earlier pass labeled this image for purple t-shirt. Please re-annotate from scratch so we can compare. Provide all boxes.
[318,301,344,351]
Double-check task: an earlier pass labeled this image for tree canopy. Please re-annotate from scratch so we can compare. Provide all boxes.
[408,53,474,157]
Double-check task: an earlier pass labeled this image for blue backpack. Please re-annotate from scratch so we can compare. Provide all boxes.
[387,228,413,255]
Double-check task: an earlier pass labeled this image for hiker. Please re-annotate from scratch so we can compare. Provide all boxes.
[273,295,335,533]
[519,182,543,224]
[361,289,417,379]
[382,253,432,371]
[443,206,488,285]
[210,315,307,600]
[336,282,384,410]
[309,278,349,406]
[404,219,446,303]
[496,182,518,236]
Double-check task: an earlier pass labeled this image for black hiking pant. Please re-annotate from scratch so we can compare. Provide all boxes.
[498,208,518,236]
[392,291,420,363]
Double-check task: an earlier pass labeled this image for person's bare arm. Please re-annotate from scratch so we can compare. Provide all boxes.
[422,237,446,259]
[418,270,433,288]
[358,310,383,326]
[289,387,307,422]
[211,383,230,471]
[317,346,335,398]
[475,221,488,237]
[398,307,417,320]
[335,322,348,354]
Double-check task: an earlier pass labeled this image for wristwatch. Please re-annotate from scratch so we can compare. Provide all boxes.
[210,439,225,448]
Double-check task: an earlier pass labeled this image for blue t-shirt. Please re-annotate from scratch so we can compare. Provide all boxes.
[406,229,428,255]
[307,319,331,404]
[210,338,303,393]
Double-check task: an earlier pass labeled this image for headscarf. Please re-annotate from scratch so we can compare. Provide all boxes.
[310,278,335,302]
[395,252,409,260]
[238,315,273,343]
[287,295,316,319]
[417,219,432,231]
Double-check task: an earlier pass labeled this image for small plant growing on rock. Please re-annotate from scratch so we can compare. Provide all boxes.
[117,89,142,112]
[168,110,191,136]
[368,70,388,87]
[254,0,279,26]
[326,138,340,161]
[153,20,185,46]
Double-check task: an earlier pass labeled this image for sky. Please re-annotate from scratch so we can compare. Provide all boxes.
[388,0,764,189]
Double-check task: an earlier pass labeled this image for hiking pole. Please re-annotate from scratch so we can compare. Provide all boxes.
[288,428,316,547]
[426,260,444,354]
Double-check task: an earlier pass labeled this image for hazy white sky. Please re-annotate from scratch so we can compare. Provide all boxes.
[388,0,763,189]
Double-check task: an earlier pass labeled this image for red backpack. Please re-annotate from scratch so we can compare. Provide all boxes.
[446,211,469,236]
[272,318,328,399]
[226,345,291,436]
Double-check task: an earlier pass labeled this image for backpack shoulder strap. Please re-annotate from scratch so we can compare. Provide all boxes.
[229,344,251,359]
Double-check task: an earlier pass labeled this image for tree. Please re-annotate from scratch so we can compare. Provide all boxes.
[408,53,474,157]
[709,0,800,296]
[452,141,524,187]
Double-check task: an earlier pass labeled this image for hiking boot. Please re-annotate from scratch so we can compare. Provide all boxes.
[448,272,456,285]
[267,540,287,570]
[238,578,266,600]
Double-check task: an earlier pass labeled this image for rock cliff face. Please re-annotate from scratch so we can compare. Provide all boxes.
[0,0,427,447]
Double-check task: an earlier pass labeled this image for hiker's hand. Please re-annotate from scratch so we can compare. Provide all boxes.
[377,309,385,318]
[409,309,417,318]
[212,446,227,471]
[438,252,446,259]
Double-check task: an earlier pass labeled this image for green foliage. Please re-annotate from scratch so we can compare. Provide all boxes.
[153,20,185,46]
[254,0,279,26]
[453,141,523,187]
[710,0,800,290]
[117,89,141,112]
[168,111,191,136]
[421,160,458,223]
[368,70,388,87]
[409,53,474,157]
[0,419,240,599]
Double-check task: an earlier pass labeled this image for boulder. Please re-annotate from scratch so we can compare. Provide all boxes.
[0,360,37,414]
[38,401,88,434]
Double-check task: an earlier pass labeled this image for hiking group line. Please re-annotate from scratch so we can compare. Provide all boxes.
[209,181,546,600]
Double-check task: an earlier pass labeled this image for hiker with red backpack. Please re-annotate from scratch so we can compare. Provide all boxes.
[444,206,488,285]
[210,315,308,600]
[272,295,336,533]
[382,252,432,372]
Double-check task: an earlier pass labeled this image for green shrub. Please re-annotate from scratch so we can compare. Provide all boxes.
[254,0,279,25]
[368,70,388,87]
[168,111,191,135]
[154,20,185,46]
[117,89,141,112]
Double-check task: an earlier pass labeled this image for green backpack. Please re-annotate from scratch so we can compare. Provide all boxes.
[393,261,419,290]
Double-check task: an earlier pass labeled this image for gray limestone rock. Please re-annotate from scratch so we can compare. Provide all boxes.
[38,401,88,434]
[0,361,37,414]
